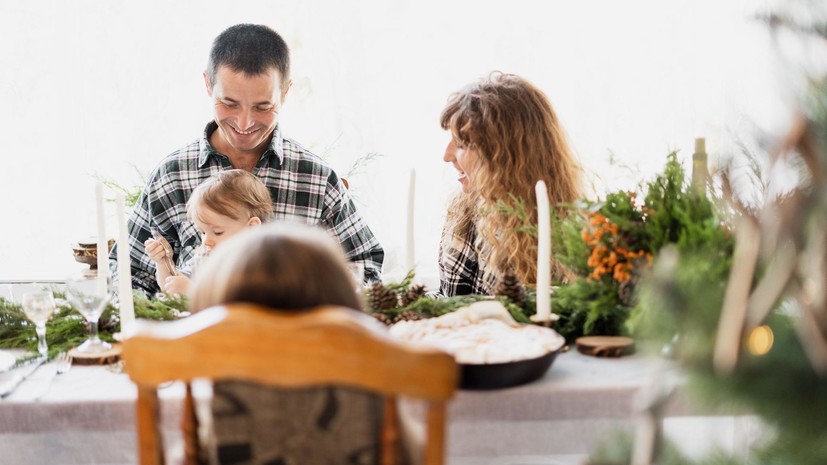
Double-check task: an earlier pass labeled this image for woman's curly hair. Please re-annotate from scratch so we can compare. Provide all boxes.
[440,72,582,288]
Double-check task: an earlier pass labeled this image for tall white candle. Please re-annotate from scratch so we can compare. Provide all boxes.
[115,193,135,334]
[95,183,108,296]
[534,180,551,322]
[405,168,416,273]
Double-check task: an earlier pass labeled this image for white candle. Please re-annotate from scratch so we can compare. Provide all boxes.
[115,193,135,334]
[95,183,109,296]
[534,180,551,322]
[405,168,416,273]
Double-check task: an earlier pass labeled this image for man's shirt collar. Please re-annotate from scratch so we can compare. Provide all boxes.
[198,122,284,168]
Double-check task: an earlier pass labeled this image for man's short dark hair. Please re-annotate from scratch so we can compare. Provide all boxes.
[207,24,290,87]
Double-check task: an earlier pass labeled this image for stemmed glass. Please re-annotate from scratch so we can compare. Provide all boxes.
[21,290,56,359]
[0,284,13,301]
[64,273,112,353]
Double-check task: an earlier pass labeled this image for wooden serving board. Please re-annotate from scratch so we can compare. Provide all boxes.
[68,344,122,365]
[575,336,635,357]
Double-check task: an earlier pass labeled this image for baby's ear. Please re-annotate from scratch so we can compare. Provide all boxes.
[248,216,262,227]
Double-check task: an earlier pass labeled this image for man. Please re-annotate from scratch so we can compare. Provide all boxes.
[112,24,384,294]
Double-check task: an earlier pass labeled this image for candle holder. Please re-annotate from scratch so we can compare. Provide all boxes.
[72,238,115,269]
[530,313,559,327]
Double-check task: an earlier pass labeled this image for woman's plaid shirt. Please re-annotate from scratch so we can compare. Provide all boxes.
[438,219,497,296]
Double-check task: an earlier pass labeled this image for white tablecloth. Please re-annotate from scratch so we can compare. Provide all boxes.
[0,350,715,465]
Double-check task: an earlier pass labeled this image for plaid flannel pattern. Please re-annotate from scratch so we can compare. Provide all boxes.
[438,220,496,296]
[111,122,384,294]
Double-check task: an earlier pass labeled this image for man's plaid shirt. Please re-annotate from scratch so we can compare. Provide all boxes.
[112,122,384,294]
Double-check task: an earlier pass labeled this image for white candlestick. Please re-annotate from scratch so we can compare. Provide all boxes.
[534,180,551,322]
[95,183,109,296]
[116,193,135,334]
[405,168,416,273]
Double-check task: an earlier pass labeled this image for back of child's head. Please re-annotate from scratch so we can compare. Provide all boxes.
[188,222,362,312]
[188,169,274,224]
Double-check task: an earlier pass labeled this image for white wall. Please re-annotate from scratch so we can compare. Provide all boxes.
[0,0,784,283]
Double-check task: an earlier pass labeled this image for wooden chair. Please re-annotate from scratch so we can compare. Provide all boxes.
[122,303,458,465]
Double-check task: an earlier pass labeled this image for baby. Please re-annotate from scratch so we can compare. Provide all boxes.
[144,169,274,295]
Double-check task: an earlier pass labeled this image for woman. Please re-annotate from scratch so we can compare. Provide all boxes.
[439,72,582,296]
[189,223,384,465]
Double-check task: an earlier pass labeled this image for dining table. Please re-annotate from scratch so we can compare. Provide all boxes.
[0,347,747,465]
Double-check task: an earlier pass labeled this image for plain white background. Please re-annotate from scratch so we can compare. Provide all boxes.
[0,0,791,283]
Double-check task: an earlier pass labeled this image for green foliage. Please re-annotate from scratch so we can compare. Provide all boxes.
[496,194,539,238]
[602,190,648,244]
[366,270,538,326]
[379,295,484,320]
[552,201,592,275]
[344,151,384,180]
[0,292,187,363]
[96,163,148,208]
[587,429,728,465]
[626,154,735,340]
[643,153,689,250]
[553,278,627,343]
[471,153,733,342]
[621,48,827,463]
[686,310,827,460]
[544,152,733,342]
[383,269,415,293]
[371,292,534,325]
[643,153,730,254]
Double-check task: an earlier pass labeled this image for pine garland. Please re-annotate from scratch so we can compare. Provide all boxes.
[363,272,535,326]
[0,291,187,363]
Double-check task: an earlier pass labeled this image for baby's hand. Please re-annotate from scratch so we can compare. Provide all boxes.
[144,239,167,264]
[164,275,191,296]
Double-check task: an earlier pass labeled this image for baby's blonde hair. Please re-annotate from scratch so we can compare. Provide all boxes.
[188,222,362,312]
[188,169,274,223]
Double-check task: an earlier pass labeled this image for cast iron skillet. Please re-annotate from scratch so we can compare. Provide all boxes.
[459,348,563,390]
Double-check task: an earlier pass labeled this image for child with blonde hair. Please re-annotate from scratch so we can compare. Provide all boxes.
[145,169,273,295]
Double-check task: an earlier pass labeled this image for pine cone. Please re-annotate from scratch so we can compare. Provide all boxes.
[397,310,426,322]
[618,280,635,307]
[366,282,399,311]
[494,271,527,306]
[99,312,120,333]
[400,284,427,307]
[371,312,395,326]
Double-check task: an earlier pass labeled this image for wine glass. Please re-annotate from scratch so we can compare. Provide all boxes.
[0,283,13,301]
[64,273,112,353]
[21,290,56,359]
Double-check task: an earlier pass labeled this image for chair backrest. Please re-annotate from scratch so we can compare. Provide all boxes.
[122,303,458,465]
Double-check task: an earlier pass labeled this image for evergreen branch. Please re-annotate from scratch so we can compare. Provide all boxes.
[383,269,416,293]
[345,152,384,179]
[94,164,148,208]
[0,292,187,363]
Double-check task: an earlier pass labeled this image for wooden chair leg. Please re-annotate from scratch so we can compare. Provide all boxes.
[424,401,446,465]
[182,383,200,465]
[136,385,164,465]
[381,396,400,465]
